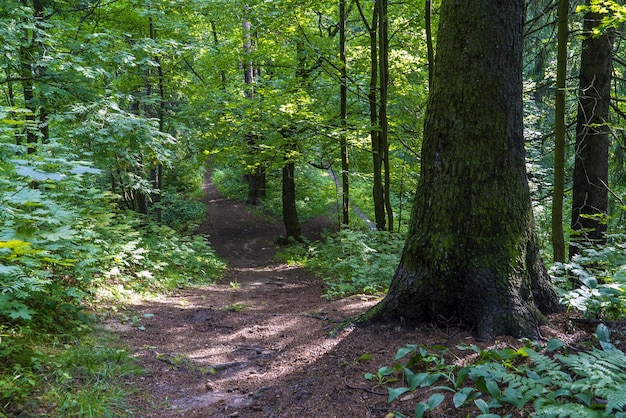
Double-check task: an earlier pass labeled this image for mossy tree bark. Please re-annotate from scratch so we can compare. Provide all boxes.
[363,0,560,340]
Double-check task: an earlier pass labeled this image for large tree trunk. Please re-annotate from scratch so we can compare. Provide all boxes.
[569,4,612,258]
[364,0,560,340]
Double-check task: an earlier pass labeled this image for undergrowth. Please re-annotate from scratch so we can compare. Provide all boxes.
[211,164,337,222]
[1,144,225,416]
[278,228,404,299]
[0,329,143,417]
[552,236,626,320]
[369,325,626,418]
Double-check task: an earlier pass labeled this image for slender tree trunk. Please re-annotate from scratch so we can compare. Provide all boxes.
[210,21,227,89]
[363,0,560,340]
[570,3,612,258]
[339,0,350,225]
[149,11,165,223]
[243,13,264,205]
[425,0,434,90]
[19,0,37,152]
[378,0,393,231]
[359,0,385,230]
[282,137,301,241]
[552,0,568,263]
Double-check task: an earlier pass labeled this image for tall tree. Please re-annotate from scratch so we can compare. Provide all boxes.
[18,0,49,152]
[378,0,393,231]
[357,0,384,230]
[363,0,560,340]
[570,2,613,258]
[339,0,350,225]
[243,9,265,205]
[356,0,392,231]
[552,0,569,263]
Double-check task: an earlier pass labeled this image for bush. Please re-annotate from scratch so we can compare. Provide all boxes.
[278,228,404,299]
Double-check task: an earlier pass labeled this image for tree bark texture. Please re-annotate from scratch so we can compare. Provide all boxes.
[365,0,560,340]
[570,6,612,258]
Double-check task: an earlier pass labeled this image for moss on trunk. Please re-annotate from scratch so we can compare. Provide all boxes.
[363,0,560,340]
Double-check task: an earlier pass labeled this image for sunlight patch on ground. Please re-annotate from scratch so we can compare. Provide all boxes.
[229,263,299,273]
[185,325,354,391]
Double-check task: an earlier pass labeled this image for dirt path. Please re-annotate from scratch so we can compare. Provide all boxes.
[113,171,405,417]
[112,172,583,417]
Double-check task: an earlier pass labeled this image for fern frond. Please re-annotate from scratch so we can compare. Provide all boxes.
[557,349,626,381]
[535,402,603,418]
[596,382,626,414]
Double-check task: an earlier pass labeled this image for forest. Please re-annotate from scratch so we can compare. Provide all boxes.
[1,0,626,416]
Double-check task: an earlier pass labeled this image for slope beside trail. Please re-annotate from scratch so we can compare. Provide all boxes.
[112,171,576,418]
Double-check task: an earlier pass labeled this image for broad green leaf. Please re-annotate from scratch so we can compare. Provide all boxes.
[394,344,416,360]
[453,387,475,407]
[426,393,444,408]
[474,398,490,414]
[387,386,410,403]
[8,305,34,321]
[406,372,430,390]
[15,165,64,181]
[546,338,565,352]
[486,380,500,397]
[414,402,428,418]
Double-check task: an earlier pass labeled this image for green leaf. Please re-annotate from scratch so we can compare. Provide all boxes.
[426,393,444,409]
[394,344,416,360]
[486,380,501,397]
[580,275,598,289]
[546,338,565,352]
[474,398,490,414]
[414,402,428,418]
[453,387,473,407]
[387,386,410,403]
[406,372,430,390]
[15,165,64,181]
[8,305,34,320]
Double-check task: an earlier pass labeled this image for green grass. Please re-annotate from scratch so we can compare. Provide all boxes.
[0,330,142,418]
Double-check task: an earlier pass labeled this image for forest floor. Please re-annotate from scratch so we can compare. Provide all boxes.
[109,171,612,418]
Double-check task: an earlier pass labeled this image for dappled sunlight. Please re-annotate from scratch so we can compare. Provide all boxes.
[229,263,300,274]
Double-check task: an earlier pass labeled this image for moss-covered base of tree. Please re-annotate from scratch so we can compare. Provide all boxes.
[360,262,561,341]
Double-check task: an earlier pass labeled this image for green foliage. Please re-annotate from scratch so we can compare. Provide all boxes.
[92,215,225,298]
[551,240,626,319]
[0,331,142,417]
[367,328,626,417]
[211,164,337,222]
[154,190,207,232]
[278,228,404,299]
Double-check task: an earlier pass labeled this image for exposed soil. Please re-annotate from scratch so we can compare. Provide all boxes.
[109,171,619,418]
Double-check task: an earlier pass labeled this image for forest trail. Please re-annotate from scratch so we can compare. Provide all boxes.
[112,171,579,417]
[113,170,403,417]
